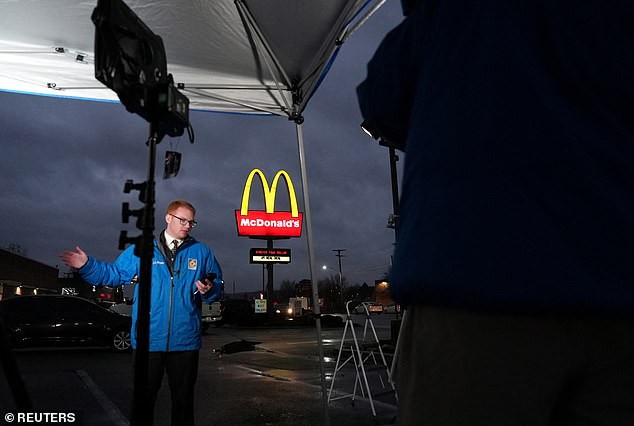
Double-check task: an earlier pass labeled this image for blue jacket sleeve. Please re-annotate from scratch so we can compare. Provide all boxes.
[78,246,139,287]
[200,248,224,304]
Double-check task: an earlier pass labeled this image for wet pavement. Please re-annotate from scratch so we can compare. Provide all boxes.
[1,314,400,425]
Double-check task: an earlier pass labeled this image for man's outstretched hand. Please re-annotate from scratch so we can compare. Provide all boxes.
[59,246,88,269]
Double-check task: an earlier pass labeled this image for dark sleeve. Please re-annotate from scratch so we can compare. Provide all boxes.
[356,5,427,151]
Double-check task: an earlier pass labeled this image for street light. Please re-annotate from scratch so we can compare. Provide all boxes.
[321,265,342,284]
[322,265,343,311]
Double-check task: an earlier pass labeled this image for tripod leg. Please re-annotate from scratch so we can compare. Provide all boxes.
[0,316,32,411]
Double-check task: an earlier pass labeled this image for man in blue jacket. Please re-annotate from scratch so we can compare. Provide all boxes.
[358,1,634,424]
[60,199,223,425]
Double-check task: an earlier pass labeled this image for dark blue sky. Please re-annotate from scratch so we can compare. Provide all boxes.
[0,1,403,293]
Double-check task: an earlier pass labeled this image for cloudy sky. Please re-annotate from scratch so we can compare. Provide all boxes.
[0,1,404,294]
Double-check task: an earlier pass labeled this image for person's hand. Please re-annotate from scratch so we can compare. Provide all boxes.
[195,277,213,295]
[59,246,89,269]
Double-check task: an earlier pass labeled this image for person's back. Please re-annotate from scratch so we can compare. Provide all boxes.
[360,0,634,314]
[357,1,634,424]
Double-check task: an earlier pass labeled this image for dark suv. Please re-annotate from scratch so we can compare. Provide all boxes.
[0,295,132,352]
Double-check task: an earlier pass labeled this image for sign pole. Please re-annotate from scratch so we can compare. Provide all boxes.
[266,238,274,309]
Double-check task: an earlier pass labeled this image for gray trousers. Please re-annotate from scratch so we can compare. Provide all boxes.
[397,305,634,426]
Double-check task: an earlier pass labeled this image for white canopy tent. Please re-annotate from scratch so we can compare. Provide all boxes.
[0,0,384,117]
[0,0,387,423]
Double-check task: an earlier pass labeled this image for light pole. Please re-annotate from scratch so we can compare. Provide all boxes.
[332,248,346,279]
[322,265,342,311]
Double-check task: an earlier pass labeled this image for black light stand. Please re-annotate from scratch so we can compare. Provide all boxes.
[119,122,162,425]
[386,146,400,239]
[92,1,191,422]
[360,120,400,237]
[0,316,32,413]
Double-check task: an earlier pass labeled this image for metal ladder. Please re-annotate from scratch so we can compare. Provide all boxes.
[328,301,397,416]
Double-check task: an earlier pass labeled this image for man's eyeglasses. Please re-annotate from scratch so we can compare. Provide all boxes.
[169,214,198,228]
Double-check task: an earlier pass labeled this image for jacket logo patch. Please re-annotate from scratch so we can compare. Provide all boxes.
[188,259,197,270]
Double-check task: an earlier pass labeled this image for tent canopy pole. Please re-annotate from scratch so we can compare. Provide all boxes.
[295,119,330,426]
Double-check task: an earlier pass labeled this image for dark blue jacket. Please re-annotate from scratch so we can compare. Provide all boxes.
[79,236,223,350]
[358,0,634,315]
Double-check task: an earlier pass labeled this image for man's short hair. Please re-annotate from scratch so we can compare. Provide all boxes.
[167,200,196,215]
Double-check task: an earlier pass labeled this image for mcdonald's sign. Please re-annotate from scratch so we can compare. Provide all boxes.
[235,168,303,238]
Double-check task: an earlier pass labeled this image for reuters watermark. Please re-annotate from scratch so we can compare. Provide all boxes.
[3,412,76,423]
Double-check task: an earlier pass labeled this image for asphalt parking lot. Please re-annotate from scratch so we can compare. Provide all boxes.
[1,314,401,425]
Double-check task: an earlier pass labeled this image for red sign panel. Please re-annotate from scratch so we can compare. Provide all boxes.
[235,210,303,238]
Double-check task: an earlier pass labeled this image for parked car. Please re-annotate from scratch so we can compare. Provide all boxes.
[353,302,384,315]
[383,304,400,314]
[221,299,267,326]
[110,300,133,316]
[201,300,224,331]
[274,303,293,318]
[0,295,132,352]
[111,299,224,332]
